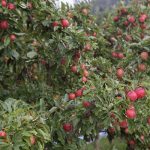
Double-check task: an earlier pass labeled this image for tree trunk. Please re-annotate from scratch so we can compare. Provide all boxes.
[94,134,100,150]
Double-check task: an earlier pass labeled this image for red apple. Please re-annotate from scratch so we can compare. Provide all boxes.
[113,16,119,22]
[0,20,9,30]
[127,91,138,102]
[0,131,6,137]
[1,0,7,7]
[140,135,144,141]
[117,53,125,59]
[119,120,128,128]
[140,52,149,61]
[138,64,146,72]
[61,19,69,28]
[71,65,77,73]
[10,34,16,41]
[68,93,76,100]
[116,68,124,79]
[128,140,136,146]
[30,135,36,145]
[82,76,87,83]
[7,3,15,10]
[125,108,136,119]
[128,15,135,23]
[63,123,72,132]
[121,8,127,15]
[135,87,146,99]
[147,117,150,125]
[83,101,91,108]
[75,89,83,97]
[83,70,89,77]
[52,21,58,27]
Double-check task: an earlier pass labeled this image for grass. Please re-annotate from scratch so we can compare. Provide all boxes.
[82,137,127,150]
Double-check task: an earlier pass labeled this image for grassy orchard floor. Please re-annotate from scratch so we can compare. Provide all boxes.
[82,138,127,150]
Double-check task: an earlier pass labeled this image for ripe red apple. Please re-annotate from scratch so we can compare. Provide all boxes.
[63,123,72,132]
[81,64,86,70]
[108,127,115,134]
[61,19,69,28]
[117,53,125,59]
[0,20,9,30]
[125,35,132,42]
[0,131,6,137]
[111,52,118,58]
[125,108,136,119]
[121,8,127,15]
[124,128,129,134]
[135,87,146,99]
[116,68,124,79]
[84,43,91,51]
[52,21,58,27]
[128,140,135,146]
[119,120,128,128]
[71,65,77,73]
[82,76,87,83]
[1,0,7,7]
[140,24,147,30]
[60,57,66,65]
[93,32,96,37]
[7,3,15,10]
[9,34,16,41]
[147,117,150,125]
[75,89,83,97]
[83,101,91,108]
[128,15,135,23]
[127,91,138,102]
[140,135,144,141]
[138,64,146,72]
[140,52,149,61]
[113,16,119,22]
[83,70,89,77]
[139,16,146,23]
[123,20,129,26]
[30,135,36,145]
[68,93,76,100]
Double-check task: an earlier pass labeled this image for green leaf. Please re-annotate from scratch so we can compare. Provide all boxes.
[27,51,37,59]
